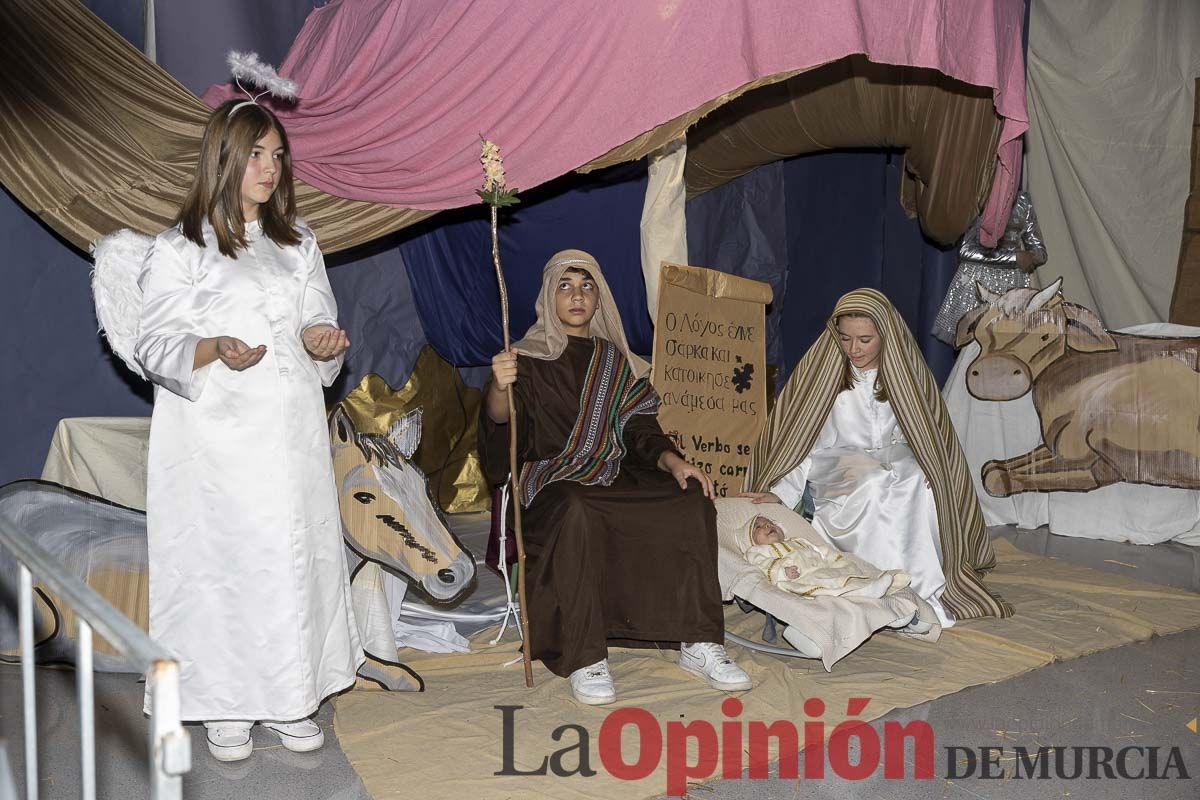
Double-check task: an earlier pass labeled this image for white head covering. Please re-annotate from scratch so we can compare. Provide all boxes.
[714,497,823,557]
[512,249,650,378]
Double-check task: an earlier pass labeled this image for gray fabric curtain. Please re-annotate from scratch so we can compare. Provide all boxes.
[1025,0,1200,326]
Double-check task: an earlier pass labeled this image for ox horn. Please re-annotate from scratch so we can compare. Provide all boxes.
[1026,277,1063,312]
[974,281,1002,304]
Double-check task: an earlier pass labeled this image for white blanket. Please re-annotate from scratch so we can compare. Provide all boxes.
[714,498,939,671]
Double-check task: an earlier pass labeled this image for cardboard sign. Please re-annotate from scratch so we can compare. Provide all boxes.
[651,263,773,498]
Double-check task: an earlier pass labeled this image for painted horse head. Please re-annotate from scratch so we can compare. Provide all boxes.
[329,406,476,602]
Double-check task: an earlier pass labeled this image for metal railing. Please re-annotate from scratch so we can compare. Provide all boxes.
[0,516,191,799]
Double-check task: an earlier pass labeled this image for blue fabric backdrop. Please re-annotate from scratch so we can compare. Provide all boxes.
[687,161,789,373]
[687,151,958,389]
[779,151,958,384]
[399,163,652,366]
[0,188,154,485]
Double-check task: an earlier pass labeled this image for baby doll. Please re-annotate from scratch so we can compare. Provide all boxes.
[743,515,909,598]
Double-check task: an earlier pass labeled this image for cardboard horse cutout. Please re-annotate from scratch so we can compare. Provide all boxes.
[955,279,1200,496]
[330,405,475,604]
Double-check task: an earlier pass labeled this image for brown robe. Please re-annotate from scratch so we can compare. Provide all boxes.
[480,336,725,676]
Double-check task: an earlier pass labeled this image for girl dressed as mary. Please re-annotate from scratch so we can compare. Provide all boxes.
[740,289,1012,627]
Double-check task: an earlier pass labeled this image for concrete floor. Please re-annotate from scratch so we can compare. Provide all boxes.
[0,668,370,800]
[2,525,1198,799]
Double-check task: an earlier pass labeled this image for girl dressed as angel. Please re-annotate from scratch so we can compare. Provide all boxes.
[134,96,363,762]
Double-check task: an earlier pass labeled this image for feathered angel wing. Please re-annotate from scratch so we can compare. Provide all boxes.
[90,229,153,380]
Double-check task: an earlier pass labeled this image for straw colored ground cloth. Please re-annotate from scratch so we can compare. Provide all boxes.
[333,540,1200,799]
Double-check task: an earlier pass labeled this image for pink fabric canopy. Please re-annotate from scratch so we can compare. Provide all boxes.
[205,0,1027,246]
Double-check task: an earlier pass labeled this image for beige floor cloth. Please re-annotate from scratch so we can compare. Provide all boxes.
[334,539,1200,799]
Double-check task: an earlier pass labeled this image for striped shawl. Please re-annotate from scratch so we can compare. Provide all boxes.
[518,338,658,507]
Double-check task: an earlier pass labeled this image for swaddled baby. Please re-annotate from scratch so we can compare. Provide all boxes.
[714,497,936,661]
[743,515,910,598]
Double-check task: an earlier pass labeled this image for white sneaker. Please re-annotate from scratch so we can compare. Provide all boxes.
[679,642,752,691]
[262,718,325,753]
[568,659,617,705]
[204,720,253,762]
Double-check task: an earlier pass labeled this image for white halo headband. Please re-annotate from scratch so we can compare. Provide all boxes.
[225,51,298,119]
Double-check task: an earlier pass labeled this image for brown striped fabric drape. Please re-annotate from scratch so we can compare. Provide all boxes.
[685,56,1004,247]
[745,289,1013,621]
[1169,80,1200,325]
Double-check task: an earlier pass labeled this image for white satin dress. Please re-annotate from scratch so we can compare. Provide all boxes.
[135,220,364,721]
[770,367,953,626]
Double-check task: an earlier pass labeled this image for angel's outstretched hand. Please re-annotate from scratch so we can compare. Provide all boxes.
[216,336,266,371]
[302,324,350,361]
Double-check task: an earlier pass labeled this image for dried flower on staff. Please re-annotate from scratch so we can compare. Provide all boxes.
[477,138,521,207]
[477,135,532,687]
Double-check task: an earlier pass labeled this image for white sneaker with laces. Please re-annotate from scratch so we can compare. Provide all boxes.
[262,718,325,752]
[204,720,253,762]
[679,642,752,691]
[568,659,617,705]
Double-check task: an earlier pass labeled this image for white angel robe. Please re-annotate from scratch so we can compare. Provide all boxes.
[770,366,954,626]
[135,220,364,721]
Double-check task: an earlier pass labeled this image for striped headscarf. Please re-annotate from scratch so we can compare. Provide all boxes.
[745,288,1013,621]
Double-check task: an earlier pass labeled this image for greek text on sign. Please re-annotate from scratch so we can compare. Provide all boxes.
[651,263,773,498]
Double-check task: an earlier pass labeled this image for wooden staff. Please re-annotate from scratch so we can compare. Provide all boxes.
[490,204,534,688]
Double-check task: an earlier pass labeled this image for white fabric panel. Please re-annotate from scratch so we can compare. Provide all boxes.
[142,0,155,61]
[945,338,1200,545]
[639,137,688,318]
[41,416,152,510]
[1025,0,1200,327]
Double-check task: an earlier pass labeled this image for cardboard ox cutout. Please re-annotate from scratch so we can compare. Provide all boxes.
[954,279,1200,497]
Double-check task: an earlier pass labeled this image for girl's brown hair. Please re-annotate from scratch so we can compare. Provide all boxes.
[835,312,888,403]
[176,100,300,258]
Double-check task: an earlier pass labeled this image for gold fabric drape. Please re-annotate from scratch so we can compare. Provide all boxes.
[0,0,428,254]
[686,56,1004,246]
[338,348,489,514]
